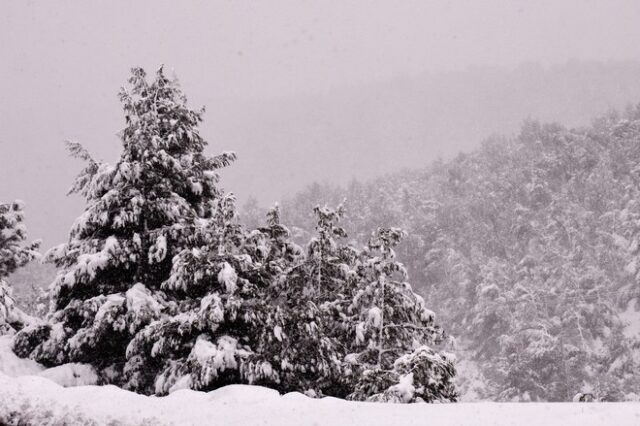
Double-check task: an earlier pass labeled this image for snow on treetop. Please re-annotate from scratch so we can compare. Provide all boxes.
[218,262,238,293]
[387,373,416,403]
[420,308,436,322]
[94,294,126,325]
[148,235,168,263]
[71,236,121,281]
[189,335,250,385]
[367,307,382,328]
[126,284,162,318]
[273,325,283,342]
[355,322,366,344]
[198,293,225,326]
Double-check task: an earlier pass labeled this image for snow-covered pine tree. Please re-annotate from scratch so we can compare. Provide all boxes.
[248,204,457,401]
[13,67,235,384]
[342,226,457,402]
[125,201,339,396]
[262,204,354,397]
[123,192,273,394]
[0,201,40,334]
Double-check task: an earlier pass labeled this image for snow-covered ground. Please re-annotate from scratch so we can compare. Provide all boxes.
[1,336,640,426]
[0,335,43,377]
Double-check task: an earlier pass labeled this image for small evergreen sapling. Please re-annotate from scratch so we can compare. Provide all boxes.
[0,200,40,334]
[342,226,457,402]
[0,201,40,279]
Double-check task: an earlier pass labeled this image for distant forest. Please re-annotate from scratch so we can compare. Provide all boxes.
[239,106,640,401]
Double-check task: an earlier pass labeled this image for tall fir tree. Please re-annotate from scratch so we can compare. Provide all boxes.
[13,67,235,383]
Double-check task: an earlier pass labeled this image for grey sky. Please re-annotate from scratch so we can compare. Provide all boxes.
[2,0,640,248]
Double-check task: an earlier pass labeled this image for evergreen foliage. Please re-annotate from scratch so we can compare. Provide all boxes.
[13,67,236,383]
[126,202,457,402]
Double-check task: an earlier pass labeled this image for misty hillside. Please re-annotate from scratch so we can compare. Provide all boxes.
[272,105,640,401]
[223,61,640,206]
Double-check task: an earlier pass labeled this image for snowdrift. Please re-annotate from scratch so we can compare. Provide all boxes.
[0,335,43,378]
[1,336,639,425]
[1,373,639,426]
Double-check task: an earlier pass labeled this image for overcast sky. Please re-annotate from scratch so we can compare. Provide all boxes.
[2,0,640,248]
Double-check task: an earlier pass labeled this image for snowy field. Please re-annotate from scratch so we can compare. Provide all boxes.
[1,338,639,426]
[3,373,640,426]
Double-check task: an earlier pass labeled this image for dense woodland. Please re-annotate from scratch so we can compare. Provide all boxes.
[260,107,640,401]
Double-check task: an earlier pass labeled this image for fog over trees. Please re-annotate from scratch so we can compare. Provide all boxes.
[6,61,640,249]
